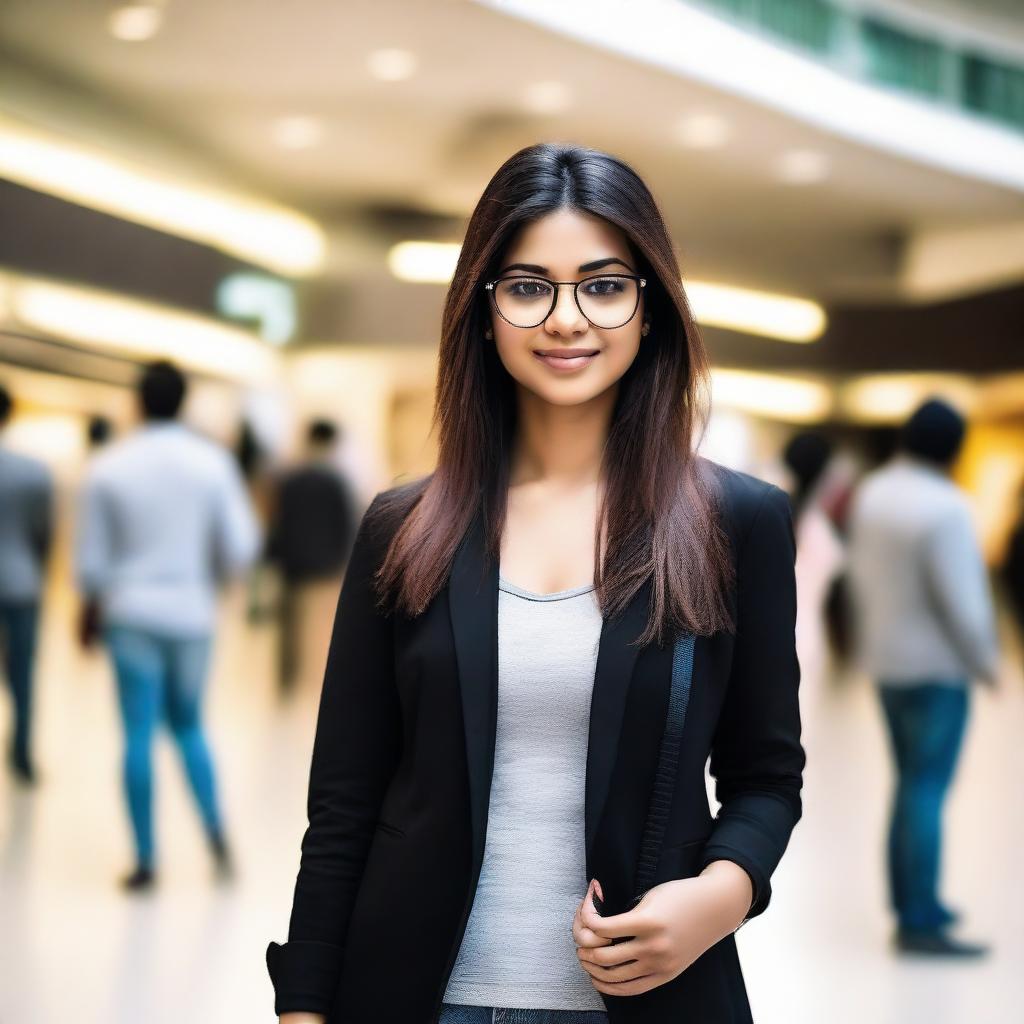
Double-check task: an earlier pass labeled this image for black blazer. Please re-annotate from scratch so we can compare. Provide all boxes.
[267,462,805,1023]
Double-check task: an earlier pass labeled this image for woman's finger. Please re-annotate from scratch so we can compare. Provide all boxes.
[573,879,612,948]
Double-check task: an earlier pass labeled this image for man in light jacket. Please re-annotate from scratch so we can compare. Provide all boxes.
[76,360,260,891]
[847,398,997,958]
[0,383,54,785]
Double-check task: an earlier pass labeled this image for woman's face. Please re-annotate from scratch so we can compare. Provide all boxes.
[488,208,646,408]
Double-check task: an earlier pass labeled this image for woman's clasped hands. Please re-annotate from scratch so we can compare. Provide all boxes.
[571,865,752,997]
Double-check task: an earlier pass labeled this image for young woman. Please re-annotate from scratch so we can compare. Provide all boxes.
[267,143,805,1024]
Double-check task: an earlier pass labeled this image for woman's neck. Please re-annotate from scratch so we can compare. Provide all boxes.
[509,382,616,490]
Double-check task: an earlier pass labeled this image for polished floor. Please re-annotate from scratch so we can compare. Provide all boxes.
[2,580,1022,1023]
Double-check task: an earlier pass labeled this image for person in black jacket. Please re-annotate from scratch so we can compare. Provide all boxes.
[1002,476,1024,664]
[268,143,805,1024]
[265,420,359,694]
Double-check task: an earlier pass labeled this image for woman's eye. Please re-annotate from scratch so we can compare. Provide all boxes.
[583,277,625,296]
[507,279,551,298]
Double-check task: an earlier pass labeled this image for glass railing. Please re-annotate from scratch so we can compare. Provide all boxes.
[689,0,1024,133]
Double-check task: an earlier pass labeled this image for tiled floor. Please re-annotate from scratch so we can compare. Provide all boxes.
[2,581,1022,1023]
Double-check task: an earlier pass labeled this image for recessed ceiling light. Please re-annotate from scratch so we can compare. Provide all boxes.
[367,48,418,81]
[775,149,830,185]
[523,80,572,115]
[271,116,323,150]
[675,113,731,149]
[108,4,162,42]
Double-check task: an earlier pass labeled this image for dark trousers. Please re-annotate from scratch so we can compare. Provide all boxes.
[278,578,300,694]
[0,601,39,770]
[877,681,969,931]
[277,573,344,695]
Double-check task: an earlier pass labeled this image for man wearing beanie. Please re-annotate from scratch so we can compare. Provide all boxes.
[847,398,998,957]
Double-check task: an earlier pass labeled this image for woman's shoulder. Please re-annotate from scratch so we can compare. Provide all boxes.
[363,472,435,541]
[699,456,792,549]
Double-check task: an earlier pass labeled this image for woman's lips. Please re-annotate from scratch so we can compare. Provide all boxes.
[532,350,600,371]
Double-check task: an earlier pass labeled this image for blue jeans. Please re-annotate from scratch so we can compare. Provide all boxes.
[105,625,224,869]
[877,681,969,931]
[439,1006,607,1023]
[0,602,39,770]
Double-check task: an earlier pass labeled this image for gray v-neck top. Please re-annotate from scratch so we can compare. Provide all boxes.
[442,572,607,1011]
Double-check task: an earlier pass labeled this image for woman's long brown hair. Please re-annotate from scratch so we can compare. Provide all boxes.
[373,142,735,647]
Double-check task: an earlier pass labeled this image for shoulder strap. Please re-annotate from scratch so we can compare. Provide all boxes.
[630,630,696,903]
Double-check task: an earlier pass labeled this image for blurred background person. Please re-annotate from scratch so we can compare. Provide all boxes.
[74,360,261,891]
[1000,475,1024,666]
[782,429,846,702]
[264,418,359,696]
[0,382,54,785]
[846,397,999,957]
[77,414,115,650]
[87,414,113,451]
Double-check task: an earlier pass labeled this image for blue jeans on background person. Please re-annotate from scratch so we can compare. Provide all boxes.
[0,601,39,774]
[439,1005,608,1024]
[104,625,224,869]
[877,681,969,932]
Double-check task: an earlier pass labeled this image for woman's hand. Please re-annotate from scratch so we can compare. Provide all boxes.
[571,864,752,997]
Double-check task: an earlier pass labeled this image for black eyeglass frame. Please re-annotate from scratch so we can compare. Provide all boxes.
[483,273,647,330]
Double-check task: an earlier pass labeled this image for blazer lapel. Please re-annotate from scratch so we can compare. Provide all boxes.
[448,509,499,872]
[448,506,652,875]
[583,575,652,865]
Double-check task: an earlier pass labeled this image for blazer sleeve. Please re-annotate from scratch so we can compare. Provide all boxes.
[266,492,403,1015]
[699,483,806,923]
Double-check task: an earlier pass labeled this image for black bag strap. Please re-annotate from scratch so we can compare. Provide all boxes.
[630,630,696,905]
[592,629,696,923]
[631,629,696,903]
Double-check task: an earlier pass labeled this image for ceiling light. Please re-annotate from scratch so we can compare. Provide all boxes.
[775,149,830,185]
[108,4,163,42]
[711,369,833,423]
[367,48,418,81]
[5,272,278,384]
[523,80,572,115]
[0,114,325,276]
[675,113,731,149]
[840,374,977,423]
[388,241,461,283]
[686,280,826,342]
[271,116,323,150]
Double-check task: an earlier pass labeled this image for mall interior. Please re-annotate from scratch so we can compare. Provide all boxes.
[0,1,1022,1021]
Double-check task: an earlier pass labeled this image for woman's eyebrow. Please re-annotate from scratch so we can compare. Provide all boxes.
[498,257,634,275]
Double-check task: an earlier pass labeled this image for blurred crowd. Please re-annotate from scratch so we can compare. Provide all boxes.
[2,363,1022,961]
[0,361,362,888]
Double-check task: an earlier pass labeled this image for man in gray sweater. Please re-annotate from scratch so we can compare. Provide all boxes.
[847,398,997,958]
[0,383,54,785]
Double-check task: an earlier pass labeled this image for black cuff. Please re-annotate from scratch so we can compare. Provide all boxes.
[266,938,344,1016]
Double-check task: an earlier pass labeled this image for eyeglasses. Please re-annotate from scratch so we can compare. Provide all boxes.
[484,273,647,330]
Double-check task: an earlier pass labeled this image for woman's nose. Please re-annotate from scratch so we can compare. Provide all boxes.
[545,284,588,334]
